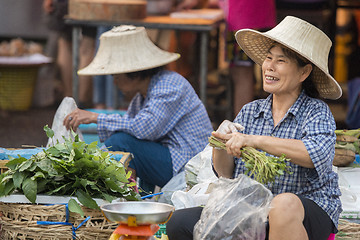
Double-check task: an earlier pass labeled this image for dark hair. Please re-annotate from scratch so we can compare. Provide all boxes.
[271,43,320,99]
[126,66,165,80]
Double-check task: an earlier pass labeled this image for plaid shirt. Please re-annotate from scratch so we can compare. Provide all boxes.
[233,91,342,228]
[97,70,213,174]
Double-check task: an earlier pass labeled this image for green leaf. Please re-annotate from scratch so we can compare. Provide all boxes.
[22,177,37,203]
[75,189,99,210]
[3,180,15,196]
[19,160,33,172]
[31,171,46,181]
[101,192,117,203]
[68,198,84,217]
[46,182,71,195]
[6,157,27,170]
[37,158,58,176]
[44,125,54,138]
[13,171,25,189]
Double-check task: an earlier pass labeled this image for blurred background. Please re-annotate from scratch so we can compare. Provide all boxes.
[0,0,359,148]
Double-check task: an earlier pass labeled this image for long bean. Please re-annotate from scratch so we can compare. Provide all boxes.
[209,136,291,184]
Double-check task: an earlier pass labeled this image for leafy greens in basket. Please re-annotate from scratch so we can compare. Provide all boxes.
[0,125,140,216]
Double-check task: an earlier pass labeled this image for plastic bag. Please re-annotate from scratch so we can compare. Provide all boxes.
[171,182,214,210]
[47,97,83,147]
[158,171,187,205]
[193,175,273,240]
[185,144,217,188]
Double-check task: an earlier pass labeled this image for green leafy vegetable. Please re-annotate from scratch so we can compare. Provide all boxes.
[0,125,140,216]
[209,136,292,184]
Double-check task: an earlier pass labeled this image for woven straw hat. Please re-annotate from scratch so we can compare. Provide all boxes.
[78,25,180,75]
[235,16,342,100]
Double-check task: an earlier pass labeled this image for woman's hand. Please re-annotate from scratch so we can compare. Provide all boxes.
[63,109,99,132]
[216,120,244,134]
[212,131,249,158]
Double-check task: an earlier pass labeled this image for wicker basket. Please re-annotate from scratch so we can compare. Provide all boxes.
[335,219,360,239]
[0,65,39,111]
[0,202,119,240]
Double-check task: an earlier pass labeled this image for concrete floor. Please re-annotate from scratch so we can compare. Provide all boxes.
[0,106,56,148]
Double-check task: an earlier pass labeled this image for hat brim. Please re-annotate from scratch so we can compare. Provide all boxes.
[235,29,342,100]
[78,53,180,75]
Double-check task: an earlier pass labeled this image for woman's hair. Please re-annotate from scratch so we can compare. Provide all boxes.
[126,66,165,80]
[271,43,320,99]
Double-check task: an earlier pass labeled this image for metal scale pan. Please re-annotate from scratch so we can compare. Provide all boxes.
[101,202,175,225]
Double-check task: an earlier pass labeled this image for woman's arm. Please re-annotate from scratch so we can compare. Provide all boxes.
[212,148,235,178]
[212,131,314,169]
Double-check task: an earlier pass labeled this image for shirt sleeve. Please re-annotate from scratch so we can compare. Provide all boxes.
[97,80,185,142]
[301,102,336,180]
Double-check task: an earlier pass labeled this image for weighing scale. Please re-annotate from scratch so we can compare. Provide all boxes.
[101,202,174,240]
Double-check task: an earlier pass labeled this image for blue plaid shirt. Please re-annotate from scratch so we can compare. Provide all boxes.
[233,91,342,228]
[97,70,213,174]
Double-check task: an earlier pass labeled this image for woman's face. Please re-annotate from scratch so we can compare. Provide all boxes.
[113,73,141,97]
[261,45,310,98]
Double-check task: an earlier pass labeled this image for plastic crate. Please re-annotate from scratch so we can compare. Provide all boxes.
[155,224,167,238]
[0,66,39,110]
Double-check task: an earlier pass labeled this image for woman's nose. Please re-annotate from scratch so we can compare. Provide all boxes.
[263,60,274,72]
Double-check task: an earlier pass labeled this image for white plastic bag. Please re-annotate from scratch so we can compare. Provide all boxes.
[47,97,83,147]
[171,182,214,210]
[185,144,217,188]
[193,175,273,240]
[338,167,360,219]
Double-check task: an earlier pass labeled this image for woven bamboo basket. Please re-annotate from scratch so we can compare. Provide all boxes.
[335,219,360,239]
[0,202,119,240]
[0,66,39,111]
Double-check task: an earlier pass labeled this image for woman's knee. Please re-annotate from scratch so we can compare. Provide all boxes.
[269,193,304,223]
[105,132,134,151]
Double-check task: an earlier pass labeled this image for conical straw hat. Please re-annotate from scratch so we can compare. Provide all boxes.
[78,25,180,75]
[235,16,342,100]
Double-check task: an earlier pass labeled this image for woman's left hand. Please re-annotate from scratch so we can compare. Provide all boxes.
[212,131,248,158]
[63,108,99,132]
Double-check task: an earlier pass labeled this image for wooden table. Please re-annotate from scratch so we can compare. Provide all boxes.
[65,14,224,107]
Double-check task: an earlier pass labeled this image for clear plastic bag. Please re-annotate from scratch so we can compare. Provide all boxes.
[193,174,273,240]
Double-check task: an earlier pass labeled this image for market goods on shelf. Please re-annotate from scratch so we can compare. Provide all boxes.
[334,129,360,167]
[68,0,147,21]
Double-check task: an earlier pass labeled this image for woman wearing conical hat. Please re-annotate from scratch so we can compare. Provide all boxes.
[63,25,213,194]
[167,16,342,240]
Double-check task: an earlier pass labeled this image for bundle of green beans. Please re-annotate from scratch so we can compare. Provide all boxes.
[209,136,291,184]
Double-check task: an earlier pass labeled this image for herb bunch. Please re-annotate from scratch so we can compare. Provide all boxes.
[209,136,292,184]
[0,125,140,216]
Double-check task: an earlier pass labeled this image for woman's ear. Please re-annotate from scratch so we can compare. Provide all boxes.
[300,64,313,82]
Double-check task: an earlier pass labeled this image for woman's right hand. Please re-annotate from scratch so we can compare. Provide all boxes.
[216,120,245,134]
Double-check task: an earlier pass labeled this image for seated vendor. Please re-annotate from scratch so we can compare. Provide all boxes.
[63,25,213,193]
[166,16,343,240]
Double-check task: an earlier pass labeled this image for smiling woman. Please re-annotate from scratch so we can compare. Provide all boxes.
[167,16,343,240]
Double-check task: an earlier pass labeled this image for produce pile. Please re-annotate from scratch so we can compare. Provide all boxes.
[0,38,43,56]
[0,126,140,216]
[209,136,291,185]
[334,129,360,167]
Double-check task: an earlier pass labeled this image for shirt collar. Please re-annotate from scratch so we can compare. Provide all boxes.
[254,90,308,122]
